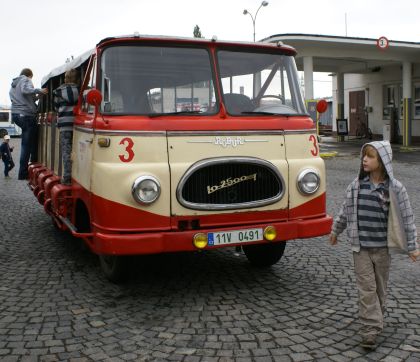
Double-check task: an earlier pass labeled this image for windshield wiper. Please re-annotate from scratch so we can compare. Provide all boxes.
[148,111,202,118]
[241,111,276,115]
[241,111,301,117]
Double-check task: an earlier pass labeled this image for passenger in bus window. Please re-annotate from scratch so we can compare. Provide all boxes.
[53,69,79,186]
[9,68,48,180]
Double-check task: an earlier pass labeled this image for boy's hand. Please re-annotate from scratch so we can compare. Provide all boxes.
[329,233,337,245]
[409,250,419,262]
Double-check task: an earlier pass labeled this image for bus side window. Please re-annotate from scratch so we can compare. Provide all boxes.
[82,57,97,113]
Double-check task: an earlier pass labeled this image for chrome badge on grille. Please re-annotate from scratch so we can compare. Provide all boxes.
[214,136,244,148]
[207,173,257,194]
[187,136,268,148]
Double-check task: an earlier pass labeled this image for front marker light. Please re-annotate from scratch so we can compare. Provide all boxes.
[297,169,320,195]
[193,233,208,249]
[132,176,161,204]
[263,226,277,241]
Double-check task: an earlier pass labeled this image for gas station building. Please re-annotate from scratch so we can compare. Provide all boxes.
[263,34,420,146]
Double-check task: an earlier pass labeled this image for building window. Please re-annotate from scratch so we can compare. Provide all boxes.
[383,84,400,119]
[414,84,420,118]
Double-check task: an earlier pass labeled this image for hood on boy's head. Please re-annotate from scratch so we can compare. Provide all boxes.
[359,140,394,180]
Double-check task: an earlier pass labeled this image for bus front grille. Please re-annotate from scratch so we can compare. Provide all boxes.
[176,157,285,211]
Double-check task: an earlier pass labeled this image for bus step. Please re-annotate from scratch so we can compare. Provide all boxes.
[57,215,94,238]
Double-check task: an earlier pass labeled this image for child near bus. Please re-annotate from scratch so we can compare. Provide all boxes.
[1,134,15,178]
[53,69,79,185]
[329,141,419,350]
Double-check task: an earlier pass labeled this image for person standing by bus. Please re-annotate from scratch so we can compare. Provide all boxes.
[53,69,79,185]
[9,68,48,180]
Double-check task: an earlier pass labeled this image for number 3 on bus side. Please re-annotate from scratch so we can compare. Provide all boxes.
[119,137,135,162]
[309,135,319,156]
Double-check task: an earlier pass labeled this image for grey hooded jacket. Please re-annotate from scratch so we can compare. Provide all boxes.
[9,75,43,116]
[332,141,418,255]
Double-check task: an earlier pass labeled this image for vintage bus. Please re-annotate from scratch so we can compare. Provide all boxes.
[30,34,332,282]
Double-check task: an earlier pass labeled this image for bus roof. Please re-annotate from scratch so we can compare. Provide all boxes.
[41,48,94,86]
[41,34,296,86]
[97,33,296,52]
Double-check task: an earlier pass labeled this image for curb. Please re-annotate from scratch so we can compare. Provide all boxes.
[399,146,420,153]
[320,151,338,158]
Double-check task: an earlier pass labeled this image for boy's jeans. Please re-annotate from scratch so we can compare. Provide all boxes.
[60,130,73,184]
[13,114,38,179]
[3,158,14,176]
[353,247,391,337]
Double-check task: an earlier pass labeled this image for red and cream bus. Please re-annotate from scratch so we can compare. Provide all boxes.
[30,34,332,281]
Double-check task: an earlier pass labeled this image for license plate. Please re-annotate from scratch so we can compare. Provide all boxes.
[208,228,263,246]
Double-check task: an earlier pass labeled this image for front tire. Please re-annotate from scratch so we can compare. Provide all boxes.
[243,242,286,267]
[99,255,129,283]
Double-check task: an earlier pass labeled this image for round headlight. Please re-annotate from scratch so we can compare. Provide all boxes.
[132,176,161,204]
[297,169,320,195]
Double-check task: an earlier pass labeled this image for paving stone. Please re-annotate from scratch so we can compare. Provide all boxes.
[290,352,314,361]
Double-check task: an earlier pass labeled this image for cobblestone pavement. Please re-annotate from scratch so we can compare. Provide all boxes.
[0,138,419,362]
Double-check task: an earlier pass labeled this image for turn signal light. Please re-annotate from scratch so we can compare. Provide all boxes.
[98,137,111,147]
[193,233,208,249]
[263,226,277,241]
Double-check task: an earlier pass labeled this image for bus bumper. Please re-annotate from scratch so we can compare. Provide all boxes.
[90,215,332,255]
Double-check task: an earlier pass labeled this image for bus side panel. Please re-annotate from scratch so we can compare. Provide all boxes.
[53,125,61,176]
[72,129,94,191]
[38,117,46,166]
[285,133,327,218]
[76,133,171,231]
[45,122,52,169]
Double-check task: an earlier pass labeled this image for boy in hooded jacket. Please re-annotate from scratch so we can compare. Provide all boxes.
[53,69,79,185]
[330,141,419,350]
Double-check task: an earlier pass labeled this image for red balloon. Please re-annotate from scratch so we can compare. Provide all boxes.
[316,99,328,114]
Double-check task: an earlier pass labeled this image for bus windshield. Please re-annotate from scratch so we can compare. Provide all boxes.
[100,45,217,115]
[217,50,307,116]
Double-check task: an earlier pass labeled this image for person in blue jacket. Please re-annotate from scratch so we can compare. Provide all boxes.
[0,135,15,178]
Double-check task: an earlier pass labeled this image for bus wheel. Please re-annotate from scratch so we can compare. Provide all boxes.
[243,242,286,267]
[99,255,129,283]
[0,129,7,138]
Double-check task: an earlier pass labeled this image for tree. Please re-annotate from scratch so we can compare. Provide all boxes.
[193,25,203,38]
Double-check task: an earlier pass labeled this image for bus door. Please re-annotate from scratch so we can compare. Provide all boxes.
[73,56,97,191]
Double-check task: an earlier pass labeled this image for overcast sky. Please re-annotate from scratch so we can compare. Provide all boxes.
[1,0,419,106]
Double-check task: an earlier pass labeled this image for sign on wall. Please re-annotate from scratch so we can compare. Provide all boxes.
[376,36,389,50]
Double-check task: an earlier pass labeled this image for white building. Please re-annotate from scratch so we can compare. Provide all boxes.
[263,34,420,145]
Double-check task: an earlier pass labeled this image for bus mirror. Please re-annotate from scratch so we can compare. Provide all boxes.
[316,99,328,114]
[86,89,103,107]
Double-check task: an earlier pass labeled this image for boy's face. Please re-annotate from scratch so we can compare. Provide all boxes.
[362,148,380,173]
